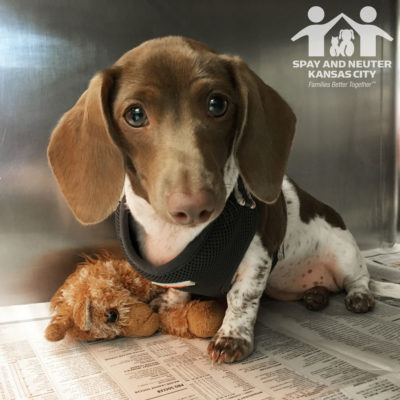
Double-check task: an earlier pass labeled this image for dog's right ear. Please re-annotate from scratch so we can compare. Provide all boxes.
[226,57,296,204]
[47,69,124,225]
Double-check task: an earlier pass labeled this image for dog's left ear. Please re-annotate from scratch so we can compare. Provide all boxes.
[47,68,124,225]
[229,57,296,204]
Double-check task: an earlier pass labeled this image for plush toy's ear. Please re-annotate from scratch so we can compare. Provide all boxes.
[47,68,125,225]
[73,297,92,331]
[228,57,296,204]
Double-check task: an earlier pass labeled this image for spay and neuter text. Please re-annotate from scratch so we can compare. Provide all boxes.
[293,60,392,79]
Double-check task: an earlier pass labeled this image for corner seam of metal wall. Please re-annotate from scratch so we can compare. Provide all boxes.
[393,0,400,246]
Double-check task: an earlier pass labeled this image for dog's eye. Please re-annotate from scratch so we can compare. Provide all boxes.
[124,106,148,127]
[208,95,228,117]
[105,309,119,323]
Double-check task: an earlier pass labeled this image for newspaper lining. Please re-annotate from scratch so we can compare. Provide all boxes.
[0,246,400,400]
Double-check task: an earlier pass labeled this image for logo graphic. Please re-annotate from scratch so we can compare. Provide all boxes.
[291,6,393,57]
[330,30,354,57]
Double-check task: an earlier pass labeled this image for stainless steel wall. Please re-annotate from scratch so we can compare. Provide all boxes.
[0,0,397,305]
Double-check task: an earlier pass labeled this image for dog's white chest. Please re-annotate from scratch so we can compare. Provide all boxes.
[124,177,205,266]
[140,233,187,266]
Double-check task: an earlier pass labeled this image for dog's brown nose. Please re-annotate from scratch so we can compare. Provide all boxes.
[167,190,215,225]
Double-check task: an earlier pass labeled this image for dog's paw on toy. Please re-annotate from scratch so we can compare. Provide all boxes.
[45,255,225,342]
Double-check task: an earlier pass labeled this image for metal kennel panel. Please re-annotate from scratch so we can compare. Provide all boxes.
[0,0,397,305]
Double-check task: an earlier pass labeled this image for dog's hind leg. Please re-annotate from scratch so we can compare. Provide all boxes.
[333,232,375,313]
[344,272,375,313]
[303,286,331,311]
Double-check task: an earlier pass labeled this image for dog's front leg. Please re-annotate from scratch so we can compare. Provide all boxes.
[208,235,271,363]
[150,288,191,312]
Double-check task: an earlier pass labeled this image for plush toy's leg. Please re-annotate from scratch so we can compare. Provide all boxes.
[123,302,160,337]
[45,315,73,341]
[159,300,226,339]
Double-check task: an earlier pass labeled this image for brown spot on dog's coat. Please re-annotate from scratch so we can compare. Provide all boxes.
[257,194,287,259]
[289,179,346,230]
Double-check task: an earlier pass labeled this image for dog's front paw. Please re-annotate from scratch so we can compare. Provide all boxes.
[207,334,253,363]
[345,291,375,313]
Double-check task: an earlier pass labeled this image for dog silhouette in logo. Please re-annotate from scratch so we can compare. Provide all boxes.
[339,29,355,56]
[329,29,355,57]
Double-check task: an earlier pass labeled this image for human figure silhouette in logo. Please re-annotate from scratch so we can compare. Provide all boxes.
[341,6,393,57]
[291,6,343,56]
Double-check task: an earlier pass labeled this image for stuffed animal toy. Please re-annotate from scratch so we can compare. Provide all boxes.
[45,255,226,342]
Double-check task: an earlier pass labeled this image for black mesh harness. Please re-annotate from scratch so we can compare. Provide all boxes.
[115,179,277,298]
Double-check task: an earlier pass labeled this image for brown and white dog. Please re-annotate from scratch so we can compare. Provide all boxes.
[47,36,399,363]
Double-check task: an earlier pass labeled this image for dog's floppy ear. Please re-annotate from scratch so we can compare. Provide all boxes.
[47,69,124,224]
[229,58,296,204]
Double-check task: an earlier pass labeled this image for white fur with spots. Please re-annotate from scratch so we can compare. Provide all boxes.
[208,234,271,362]
[124,170,399,363]
[266,178,373,306]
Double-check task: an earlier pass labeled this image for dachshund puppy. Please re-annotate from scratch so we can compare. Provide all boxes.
[48,36,397,363]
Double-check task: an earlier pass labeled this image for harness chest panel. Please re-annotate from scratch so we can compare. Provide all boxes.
[115,189,260,298]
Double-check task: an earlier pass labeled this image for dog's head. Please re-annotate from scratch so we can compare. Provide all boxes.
[339,29,354,41]
[48,36,296,226]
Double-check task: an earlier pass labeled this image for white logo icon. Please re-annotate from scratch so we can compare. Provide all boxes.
[291,6,393,57]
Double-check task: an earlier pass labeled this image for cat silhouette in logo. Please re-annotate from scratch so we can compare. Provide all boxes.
[329,36,340,56]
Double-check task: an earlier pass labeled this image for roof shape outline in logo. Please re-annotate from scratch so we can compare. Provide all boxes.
[291,6,393,57]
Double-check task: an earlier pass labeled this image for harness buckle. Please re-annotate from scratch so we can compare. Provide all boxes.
[234,177,256,209]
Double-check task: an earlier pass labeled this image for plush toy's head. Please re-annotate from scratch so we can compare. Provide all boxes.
[45,257,160,341]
